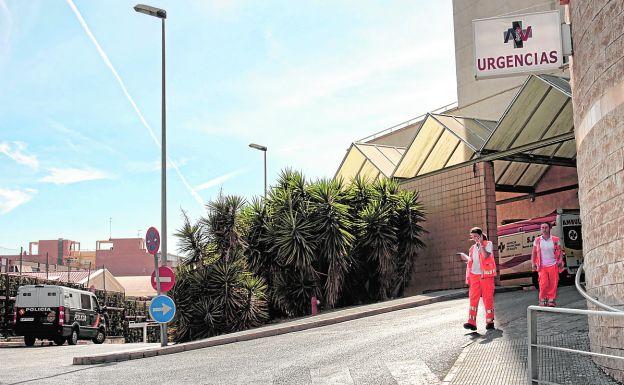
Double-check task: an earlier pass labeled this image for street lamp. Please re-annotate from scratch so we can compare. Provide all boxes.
[249,143,267,198]
[134,3,168,348]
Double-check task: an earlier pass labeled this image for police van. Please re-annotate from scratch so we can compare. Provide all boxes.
[13,284,107,346]
[497,209,583,288]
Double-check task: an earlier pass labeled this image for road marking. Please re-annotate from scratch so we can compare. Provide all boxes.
[310,367,354,385]
[386,359,441,385]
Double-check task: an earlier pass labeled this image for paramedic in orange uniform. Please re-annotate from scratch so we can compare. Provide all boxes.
[459,227,497,331]
[531,222,564,307]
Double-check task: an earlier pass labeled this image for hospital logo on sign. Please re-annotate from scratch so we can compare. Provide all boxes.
[503,21,533,48]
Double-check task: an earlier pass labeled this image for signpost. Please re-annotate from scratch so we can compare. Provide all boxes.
[151,266,175,293]
[149,295,176,324]
[145,226,170,347]
[473,10,564,79]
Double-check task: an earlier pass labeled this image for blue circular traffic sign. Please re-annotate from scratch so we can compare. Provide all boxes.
[146,227,160,255]
[149,295,176,324]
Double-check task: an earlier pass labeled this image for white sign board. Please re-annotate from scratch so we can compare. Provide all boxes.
[473,10,563,79]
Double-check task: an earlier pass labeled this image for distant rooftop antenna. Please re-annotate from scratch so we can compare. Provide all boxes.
[109,217,112,240]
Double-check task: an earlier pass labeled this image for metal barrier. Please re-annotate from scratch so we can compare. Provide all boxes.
[128,322,159,343]
[527,263,624,384]
[574,263,622,313]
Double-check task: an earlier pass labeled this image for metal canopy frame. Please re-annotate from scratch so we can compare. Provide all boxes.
[392,113,496,179]
[392,75,576,191]
[334,142,406,181]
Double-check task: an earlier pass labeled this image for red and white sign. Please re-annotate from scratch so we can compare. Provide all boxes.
[151,266,176,292]
[473,10,563,79]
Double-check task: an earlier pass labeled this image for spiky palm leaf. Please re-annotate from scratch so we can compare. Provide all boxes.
[308,179,354,308]
[358,199,398,300]
[391,190,426,297]
[174,210,210,265]
[269,195,317,272]
[271,267,318,317]
[241,198,273,279]
[203,194,247,261]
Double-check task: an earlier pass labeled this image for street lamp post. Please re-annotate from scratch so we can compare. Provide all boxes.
[249,143,267,198]
[134,3,168,348]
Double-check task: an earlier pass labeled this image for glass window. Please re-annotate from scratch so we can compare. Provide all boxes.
[91,296,98,311]
[80,294,92,310]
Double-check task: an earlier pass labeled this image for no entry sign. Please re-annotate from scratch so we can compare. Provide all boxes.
[146,227,160,255]
[151,266,176,292]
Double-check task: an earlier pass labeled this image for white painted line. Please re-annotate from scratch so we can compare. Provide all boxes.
[310,367,354,385]
[387,359,441,385]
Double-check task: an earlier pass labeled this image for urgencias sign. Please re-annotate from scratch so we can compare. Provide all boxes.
[473,10,563,79]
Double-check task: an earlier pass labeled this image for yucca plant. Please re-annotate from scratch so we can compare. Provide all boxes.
[357,198,398,301]
[203,195,247,262]
[174,170,426,334]
[391,190,426,297]
[172,195,269,343]
[174,210,210,266]
[308,178,354,308]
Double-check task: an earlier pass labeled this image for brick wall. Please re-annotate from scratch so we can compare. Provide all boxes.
[400,162,498,294]
[570,0,624,381]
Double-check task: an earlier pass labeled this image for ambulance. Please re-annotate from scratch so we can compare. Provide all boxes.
[497,209,583,288]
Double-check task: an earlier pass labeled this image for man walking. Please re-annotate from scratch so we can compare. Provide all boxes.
[532,222,564,307]
[460,227,497,331]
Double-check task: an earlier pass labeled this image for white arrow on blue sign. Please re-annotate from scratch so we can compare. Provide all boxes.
[149,295,176,324]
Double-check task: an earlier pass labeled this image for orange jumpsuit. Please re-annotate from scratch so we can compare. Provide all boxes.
[465,240,497,327]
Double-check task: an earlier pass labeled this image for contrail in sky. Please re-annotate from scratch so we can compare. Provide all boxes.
[66,0,205,207]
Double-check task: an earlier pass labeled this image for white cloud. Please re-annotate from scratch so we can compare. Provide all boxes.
[39,167,111,185]
[0,141,39,170]
[49,119,120,156]
[0,188,36,214]
[195,169,246,191]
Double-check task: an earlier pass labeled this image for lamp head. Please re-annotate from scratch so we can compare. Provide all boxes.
[134,4,167,19]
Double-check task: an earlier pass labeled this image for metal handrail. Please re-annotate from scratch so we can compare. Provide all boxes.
[527,306,624,384]
[575,263,622,312]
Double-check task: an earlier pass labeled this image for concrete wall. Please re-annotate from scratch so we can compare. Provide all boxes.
[95,238,156,276]
[95,238,177,276]
[570,0,624,381]
[400,162,498,294]
[451,0,566,120]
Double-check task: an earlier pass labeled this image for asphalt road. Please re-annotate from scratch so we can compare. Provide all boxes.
[0,286,583,385]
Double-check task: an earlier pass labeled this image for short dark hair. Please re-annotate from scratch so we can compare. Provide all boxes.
[541,222,552,229]
[470,227,483,236]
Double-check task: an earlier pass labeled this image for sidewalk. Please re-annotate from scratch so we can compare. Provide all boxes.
[74,287,481,365]
[442,295,621,385]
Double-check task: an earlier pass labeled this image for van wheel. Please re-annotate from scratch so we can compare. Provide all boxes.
[68,329,79,345]
[54,337,66,346]
[24,335,36,347]
[92,329,106,344]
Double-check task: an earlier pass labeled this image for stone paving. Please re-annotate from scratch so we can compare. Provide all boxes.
[444,295,624,385]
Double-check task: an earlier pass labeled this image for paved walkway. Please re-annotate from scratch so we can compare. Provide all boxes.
[443,290,623,385]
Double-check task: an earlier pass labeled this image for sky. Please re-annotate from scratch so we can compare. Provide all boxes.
[0,0,457,254]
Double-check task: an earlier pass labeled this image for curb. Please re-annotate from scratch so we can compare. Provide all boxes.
[441,341,473,385]
[73,289,469,365]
